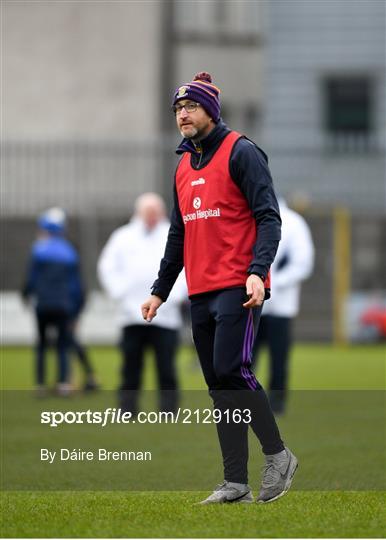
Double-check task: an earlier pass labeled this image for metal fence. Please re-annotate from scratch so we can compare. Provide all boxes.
[1,139,178,217]
[1,139,385,342]
[2,210,385,342]
[2,139,385,216]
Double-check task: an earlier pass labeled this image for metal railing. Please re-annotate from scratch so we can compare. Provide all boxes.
[1,138,385,217]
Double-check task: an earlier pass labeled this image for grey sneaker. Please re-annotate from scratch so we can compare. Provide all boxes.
[257,447,298,503]
[199,481,253,504]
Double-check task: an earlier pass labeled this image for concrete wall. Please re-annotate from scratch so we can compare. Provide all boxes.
[174,0,264,135]
[2,0,266,216]
[3,0,264,139]
[3,0,162,139]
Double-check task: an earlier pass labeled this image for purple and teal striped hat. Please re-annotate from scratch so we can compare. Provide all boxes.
[172,72,221,123]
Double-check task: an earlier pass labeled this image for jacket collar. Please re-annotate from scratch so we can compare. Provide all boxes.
[176,119,231,156]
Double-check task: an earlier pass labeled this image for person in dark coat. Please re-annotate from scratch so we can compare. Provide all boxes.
[22,208,87,395]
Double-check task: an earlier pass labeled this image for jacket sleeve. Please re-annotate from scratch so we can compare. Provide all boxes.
[69,260,86,317]
[230,138,282,280]
[151,182,185,302]
[21,249,38,300]
[273,213,314,288]
[97,230,131,300]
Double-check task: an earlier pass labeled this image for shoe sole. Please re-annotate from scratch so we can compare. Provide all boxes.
[257,455,298,504]
[198,492,254,505]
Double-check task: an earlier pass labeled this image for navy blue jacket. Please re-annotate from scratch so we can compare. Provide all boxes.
[152,120,281,301]
[23,235,85,316]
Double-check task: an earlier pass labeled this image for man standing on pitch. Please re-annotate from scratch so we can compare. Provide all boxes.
[141,72,298,504]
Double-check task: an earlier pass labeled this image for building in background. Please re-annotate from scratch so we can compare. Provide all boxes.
[261,0,385,212]
[2,0,385,342]
[3,1,265,217]
[260,0,386,340]
[172,1,264,135]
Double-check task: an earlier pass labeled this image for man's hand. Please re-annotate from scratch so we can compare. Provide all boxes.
[141,295,163,322]
[243,274,265,308]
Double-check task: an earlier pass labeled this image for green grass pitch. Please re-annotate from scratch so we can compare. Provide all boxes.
[1,343,385,538]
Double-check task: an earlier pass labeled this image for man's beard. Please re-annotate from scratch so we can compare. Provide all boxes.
[179,125,199,139]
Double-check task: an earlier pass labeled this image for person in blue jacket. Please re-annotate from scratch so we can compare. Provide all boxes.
[22,207,85,396]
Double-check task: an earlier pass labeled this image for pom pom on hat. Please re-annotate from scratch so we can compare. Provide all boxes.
[173,72,221,123]
[193,72,213,83]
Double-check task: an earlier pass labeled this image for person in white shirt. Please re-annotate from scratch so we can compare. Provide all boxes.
[253,199,315,414]
[98,193,187,414]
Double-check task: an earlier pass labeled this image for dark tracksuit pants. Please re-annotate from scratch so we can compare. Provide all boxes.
[120,324,179,413]
[68,318,94,376]
[35,309,71,384]
[190,287,284,485]
[253,315,292,411]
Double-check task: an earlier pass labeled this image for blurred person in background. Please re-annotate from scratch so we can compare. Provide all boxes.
[22,207,86,396]
[141,72,298,505]
[98,193,187,415]
[253,198,314,414]
[67,269,99,392]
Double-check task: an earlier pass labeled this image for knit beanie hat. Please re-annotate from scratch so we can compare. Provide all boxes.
[172,72,221,123]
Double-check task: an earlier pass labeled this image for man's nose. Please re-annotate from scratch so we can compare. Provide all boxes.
[180,107,188,118]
